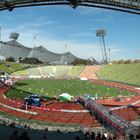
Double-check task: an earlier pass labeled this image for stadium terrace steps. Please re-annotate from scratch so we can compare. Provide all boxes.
[11,65,102,78]
[67,66,85,77]
[27,67,41,75]
[16,66,72,77]
[97,64,140,86]
[53,66,72,77]
[79,66,102,79]
[12,70,29,76]
[39,66,54,76]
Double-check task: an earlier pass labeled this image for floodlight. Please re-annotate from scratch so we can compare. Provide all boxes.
[10,32,19,40]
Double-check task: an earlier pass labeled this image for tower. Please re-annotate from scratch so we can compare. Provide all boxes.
[96,29,108,64]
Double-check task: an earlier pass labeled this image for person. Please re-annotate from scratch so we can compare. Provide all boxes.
[9,130,18,140]
[57,128,61,133]
[103,131,108,139]
[102,134,107,140]
[108,136,113,140]
[129,134,135,140]
[96,131,101,140]
[75,135,81,140]
[43,129,48,140]
[43,133,48,140]
[18,131,30,140]
[91,131,95,140]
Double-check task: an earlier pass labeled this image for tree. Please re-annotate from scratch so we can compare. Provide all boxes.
[6,56,15,62]
[72,58,87,65]
[134,59,140,63]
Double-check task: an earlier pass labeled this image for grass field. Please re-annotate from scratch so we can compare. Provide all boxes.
[97,63,140,86]
[6,79,133,100]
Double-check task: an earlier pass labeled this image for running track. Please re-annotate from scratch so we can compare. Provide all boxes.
[0,78,140,126]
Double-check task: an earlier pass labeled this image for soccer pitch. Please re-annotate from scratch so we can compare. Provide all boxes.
[6,79,133,99]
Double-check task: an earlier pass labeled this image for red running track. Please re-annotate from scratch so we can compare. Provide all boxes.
[0,85,100,127]
[90,79,140,121]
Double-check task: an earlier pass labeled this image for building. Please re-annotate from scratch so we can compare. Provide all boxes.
[0,40,77,64]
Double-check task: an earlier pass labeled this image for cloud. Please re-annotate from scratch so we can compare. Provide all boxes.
[1,6,138,62]
[76,7,114,24]
[1,25,129,62]
[106,45,136,60]
[2,21,135,62]
[133,49,140,54]
[69,32,96,37]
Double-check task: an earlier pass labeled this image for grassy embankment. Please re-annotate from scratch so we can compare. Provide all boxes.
[97,63,140,86]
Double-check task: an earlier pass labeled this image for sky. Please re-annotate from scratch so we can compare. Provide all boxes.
[0,5,140,61]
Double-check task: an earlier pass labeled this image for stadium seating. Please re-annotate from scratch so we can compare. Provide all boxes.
[67,65,85,77]
[27,67,41,76]
[97,64,140,86]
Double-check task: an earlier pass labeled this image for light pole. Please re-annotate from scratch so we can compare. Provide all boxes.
[0,26,1,41]
[96,29,108,64]
[108,48,111,64]
[0,27,1,50]
[33,35,36,58]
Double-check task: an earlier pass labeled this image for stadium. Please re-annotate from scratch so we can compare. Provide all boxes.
[0,1,140,140]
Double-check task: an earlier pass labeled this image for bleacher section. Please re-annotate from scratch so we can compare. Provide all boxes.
[67,66,85,77]
[0,124,86,140]
[39,66,56,76]
[52,66,72,77]
[97,64,140,86]
[11,65,102,79]
[12,66,73,77]
[12,70,29,76]
[27,67,41,76]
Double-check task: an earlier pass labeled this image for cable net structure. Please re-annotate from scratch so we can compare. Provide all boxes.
[0,0,140,14]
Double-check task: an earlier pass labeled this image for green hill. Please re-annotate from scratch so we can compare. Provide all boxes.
[97,63,140,86]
